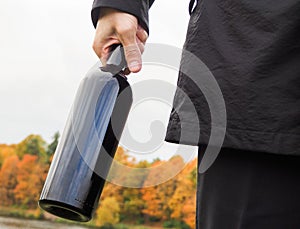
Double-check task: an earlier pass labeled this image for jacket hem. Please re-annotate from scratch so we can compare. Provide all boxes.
[165,122,300,156]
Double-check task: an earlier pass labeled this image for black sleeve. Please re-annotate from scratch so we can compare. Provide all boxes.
[91,0,155,34]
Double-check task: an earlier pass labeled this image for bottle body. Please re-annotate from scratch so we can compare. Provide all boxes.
[39,66,132,222]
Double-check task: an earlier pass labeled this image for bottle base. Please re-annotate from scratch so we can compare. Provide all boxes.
[38,199,91,222]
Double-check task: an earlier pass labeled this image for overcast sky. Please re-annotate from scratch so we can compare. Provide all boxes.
[0,0,197,160]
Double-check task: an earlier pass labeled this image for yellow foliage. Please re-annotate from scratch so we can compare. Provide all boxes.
[95,197,120,227]
[0,144,17,167]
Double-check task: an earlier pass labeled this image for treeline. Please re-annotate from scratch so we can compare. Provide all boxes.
[0,134,197,229]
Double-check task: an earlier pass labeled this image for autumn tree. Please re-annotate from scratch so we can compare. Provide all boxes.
[101,148,134,204]
[168,158,197,228]
[95,197,120,227]
[0,155,19,206]
[99,148,153,223]
[0,138,198,228]
[141,156,186,221]
[14,154,46,208]
[101,148,146,221]
[119,160,150,222]
[107,147,135,184]
[0,144,16,168]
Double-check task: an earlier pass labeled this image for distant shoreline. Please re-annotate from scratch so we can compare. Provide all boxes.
[0,208,162,229]
[0,207,96,229]
[0,215,92,229]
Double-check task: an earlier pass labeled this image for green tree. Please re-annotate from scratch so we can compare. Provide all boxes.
[46,132,60,156]
[16,135,47,161]
[120,188,145,222]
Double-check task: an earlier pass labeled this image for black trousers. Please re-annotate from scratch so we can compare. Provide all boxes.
[196,146,300,229]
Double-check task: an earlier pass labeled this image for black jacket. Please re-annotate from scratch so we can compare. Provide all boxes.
[92,0,300,155]
[92,0,154,34]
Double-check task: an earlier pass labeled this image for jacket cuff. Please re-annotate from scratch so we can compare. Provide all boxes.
[91,0,151,34]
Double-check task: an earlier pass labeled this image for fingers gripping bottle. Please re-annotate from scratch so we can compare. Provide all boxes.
[39,46,132,222]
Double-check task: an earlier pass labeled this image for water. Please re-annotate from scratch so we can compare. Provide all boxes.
[0,216,90,229]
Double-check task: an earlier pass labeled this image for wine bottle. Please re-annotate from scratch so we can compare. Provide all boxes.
[38,46,132,222]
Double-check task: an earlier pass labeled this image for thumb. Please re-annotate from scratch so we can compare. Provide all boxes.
[118,29,142,73]
[123,43,142,73]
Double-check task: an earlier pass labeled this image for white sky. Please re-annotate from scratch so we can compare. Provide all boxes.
[0,0,198,160]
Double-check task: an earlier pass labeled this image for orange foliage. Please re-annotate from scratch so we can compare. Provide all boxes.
[0,136,50,210]
[170,158,197,228]
[14,154,45,208]
[0,155,19,206]
[141,156,187,220]
[0,137,198,229]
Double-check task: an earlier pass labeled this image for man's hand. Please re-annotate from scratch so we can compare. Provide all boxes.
[93,7,148,73]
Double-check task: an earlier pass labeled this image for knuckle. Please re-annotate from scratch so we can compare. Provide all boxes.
[139,31,148,43]
[92,42,98,52]
[116,24,135,36]
[92,43,102,57]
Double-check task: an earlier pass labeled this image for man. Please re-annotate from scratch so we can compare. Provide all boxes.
[91,0,300,228]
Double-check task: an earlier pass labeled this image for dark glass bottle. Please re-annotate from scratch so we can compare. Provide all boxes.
[38,46,132,222]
